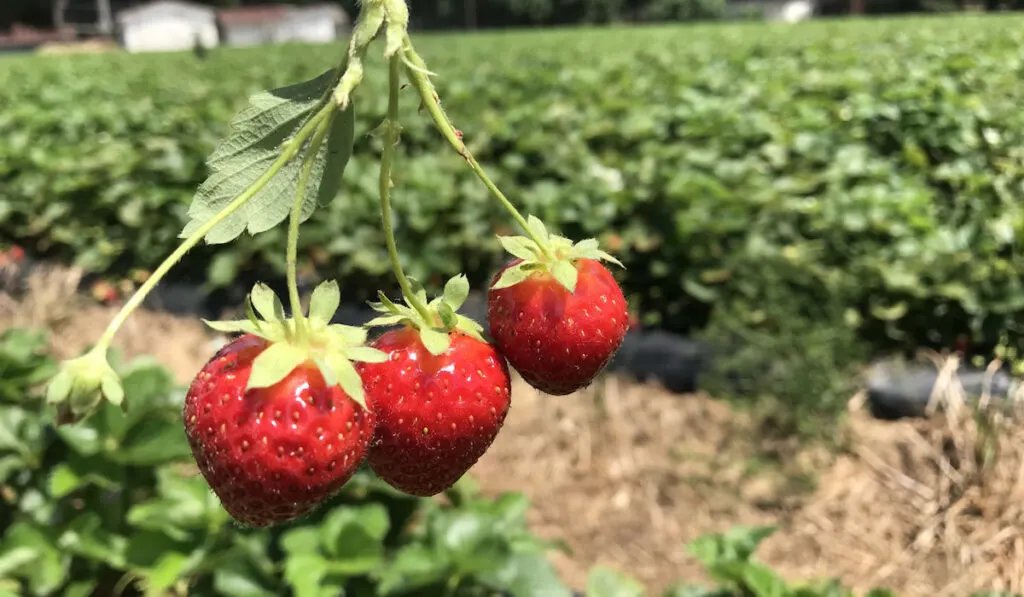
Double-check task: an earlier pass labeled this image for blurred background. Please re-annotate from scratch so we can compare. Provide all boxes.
[2,1,1024,597]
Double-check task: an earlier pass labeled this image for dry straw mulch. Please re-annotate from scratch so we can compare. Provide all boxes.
[4,263,1024,596]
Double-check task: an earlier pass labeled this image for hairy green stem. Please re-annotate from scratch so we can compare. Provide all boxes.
[400,37,554,260]
[380,55,434,324]
[286,110,335,338]
[94,101,336,351]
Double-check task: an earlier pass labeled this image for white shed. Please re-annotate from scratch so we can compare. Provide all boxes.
[116,1,219,54]
[274,4,349,44]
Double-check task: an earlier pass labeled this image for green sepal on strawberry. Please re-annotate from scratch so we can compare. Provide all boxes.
[357,274,512,497]
[487,215,630,396]
[183,280,388,527]
[45,349,125,426]
[200,280,387,408]
[364,274,485,357]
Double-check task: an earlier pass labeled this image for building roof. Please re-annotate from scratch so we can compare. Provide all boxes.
[219,3,348,27]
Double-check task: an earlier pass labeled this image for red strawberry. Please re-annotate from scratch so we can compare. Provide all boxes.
[359,327,511,496]
[487,220,629,395]
[358,274,512,496]
[183,334,375,527]
[182,281,387,527]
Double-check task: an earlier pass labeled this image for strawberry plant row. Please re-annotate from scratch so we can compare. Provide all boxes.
[3,17,1024,351]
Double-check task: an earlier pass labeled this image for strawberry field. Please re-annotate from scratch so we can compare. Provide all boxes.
[3,7,1024,597]
[3,15,1024,355]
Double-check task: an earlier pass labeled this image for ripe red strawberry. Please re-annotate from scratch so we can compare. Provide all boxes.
[182,281,387,527]
[487,222,629,395]
[359,327,511,497]
[183,334,375,527]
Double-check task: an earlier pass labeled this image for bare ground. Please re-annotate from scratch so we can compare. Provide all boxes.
[4,263,1024,596]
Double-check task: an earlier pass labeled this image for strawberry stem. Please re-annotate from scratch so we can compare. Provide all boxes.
[400,38,555,262]
[286,108,336,339]
[92,101,336,353]
[379,54,433,324]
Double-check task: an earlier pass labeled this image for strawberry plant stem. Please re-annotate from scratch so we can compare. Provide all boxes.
[93,101,336,352]
[380,55,433,323]
[286,110,335,338]
[401,40,554,261]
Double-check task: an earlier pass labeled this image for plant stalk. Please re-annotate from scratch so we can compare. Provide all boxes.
[380,55,434,324]
[400,37,554,260]
[94,101,336,351]
[286,110,335,338]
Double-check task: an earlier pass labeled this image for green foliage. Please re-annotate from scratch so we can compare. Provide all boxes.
[696,261,870,442]
[3,18,1023,355]
[2,18,1024,354]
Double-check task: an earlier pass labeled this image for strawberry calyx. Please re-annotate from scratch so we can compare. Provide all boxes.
[201,281,387,409]
[493,215,624,294]
[46,348,125,426]
[365,274,485,357]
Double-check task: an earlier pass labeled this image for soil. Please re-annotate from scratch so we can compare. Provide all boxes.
[4,263,1024,597]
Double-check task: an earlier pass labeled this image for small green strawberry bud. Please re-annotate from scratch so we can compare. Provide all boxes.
[46,349,124,426]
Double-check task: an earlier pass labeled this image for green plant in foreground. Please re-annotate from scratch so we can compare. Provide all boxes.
[43,0,629,528]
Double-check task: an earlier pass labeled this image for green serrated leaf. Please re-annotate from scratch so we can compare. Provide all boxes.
[179,69,355,244]
[250,283,285,322]
[525,215,550,241]
[551,260,579,294]
[419,328,450,356]
[497,235,539,261]
[491,264,533,290]
[308,281,341,324]
[317,105,356,208]
[246,342,308,390]
[327,355,366,409]
[442,275,470,311]
[345,346,388,364]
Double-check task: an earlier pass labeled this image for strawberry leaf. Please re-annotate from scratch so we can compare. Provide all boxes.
[419,328,451,356]
[201,319,261,335]
[497,235,538,261]
[437,302,458,329]
[179,69,356,244]
[246,342,309,390]
[308,280,341,324]
[364,314,407,328]
[551,260,579,294]
[251,283,286,322]
[525,215,550,243]
[441,274,469,311]
[492,263,534,290]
